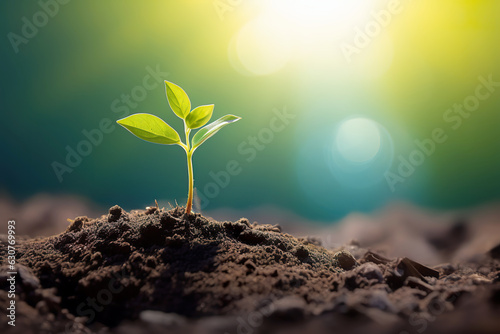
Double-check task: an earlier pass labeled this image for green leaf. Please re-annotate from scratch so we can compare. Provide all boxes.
[192,114,241,149]
[186,104,214,129]
[117,113,181,145]
[165,81,191,119]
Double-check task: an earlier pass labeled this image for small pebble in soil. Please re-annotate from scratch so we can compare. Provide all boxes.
[335,250,358,270]
[108,205,124,222]
[66,216,88,232]
[145,206,158,215]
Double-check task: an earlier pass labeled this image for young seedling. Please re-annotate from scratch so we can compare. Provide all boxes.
[116,81,241,215]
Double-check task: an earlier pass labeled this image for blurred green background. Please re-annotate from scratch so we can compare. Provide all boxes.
[1,0,499,221]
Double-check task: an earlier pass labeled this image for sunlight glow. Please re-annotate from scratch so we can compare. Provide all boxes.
[267,0,374,31]
[230,14,294,76]
[229,0,377,76]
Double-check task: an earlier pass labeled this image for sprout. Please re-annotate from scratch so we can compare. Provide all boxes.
[117,81,241,215]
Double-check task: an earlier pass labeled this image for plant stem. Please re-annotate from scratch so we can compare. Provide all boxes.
[184,123,193,215]
[185,150,193,215]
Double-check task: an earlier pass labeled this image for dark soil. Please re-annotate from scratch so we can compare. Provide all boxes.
[1,205,499,334]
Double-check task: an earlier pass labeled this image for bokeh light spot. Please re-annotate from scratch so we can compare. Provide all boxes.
[336,117,381,163]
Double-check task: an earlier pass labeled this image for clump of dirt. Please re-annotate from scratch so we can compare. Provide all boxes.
[1,205,500,334]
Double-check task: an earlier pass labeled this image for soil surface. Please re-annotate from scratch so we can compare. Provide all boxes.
[1,205,499,334]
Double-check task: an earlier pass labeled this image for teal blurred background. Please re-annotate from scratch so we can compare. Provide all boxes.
[1,0,499,221]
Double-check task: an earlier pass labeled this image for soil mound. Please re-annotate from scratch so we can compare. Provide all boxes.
[1,206,499,334]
